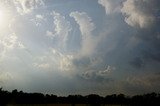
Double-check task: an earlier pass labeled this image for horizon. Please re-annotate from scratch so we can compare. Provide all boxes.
[1,88,159,97]
[0,0,160,96]
[1,88,160,105]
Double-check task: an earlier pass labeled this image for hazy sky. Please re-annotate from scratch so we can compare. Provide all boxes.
[0,0,160,96]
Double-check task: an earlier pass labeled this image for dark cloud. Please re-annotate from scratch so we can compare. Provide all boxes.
[79,70,114,83]
[72,56,91,69]
[130,18,160,66]
[129,57,144,68]
[121,0,160,69]
[123,73,160,95]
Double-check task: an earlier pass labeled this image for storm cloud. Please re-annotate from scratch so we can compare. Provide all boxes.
[0,0,160,96]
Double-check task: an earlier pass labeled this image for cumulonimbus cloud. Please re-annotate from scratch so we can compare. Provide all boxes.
[13,0,44,15]
[121,0,155,28]
[46,11,72,50]
[98,0,124,14]
[70,11,97,56]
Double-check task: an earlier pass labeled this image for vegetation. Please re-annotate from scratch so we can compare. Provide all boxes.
[0,88,160,105]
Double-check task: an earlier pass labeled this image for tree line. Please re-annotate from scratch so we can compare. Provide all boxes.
[0,88,160,105]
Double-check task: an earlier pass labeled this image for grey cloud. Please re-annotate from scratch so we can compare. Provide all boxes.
[0,72,13,85]
[77,64,115,83]
[72,57,91,69]
[130,21,160,66]
[97,65,115,77]
[97,0,160,73]
[123,73,160,95]
[129,57,144,69]
[121,0,159,28]
[119,0,160,69]
[72,56,106,74]
[80,70,114,83]
[98,0,124,14]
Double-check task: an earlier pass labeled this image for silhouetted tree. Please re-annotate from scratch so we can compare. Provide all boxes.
[0,88,160,105]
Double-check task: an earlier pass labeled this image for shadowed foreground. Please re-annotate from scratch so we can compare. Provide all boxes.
[7,104,127,106]
[0,88,160,106]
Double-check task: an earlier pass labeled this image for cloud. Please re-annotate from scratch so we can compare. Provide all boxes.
[46,11,72,50]
[36,14,43,19]
[121,0,155,28]
[98,0,124,14]
[124,73,160,94]
[1,34,17,49]
[129,57,144,68]
[70,11,98,56]
[0,0,159,95]
[77,62,115,82]
[116,0,160,69]
[52,11,72,36]
[80,69,114,83]
[33,48,74,72]
[33,63,50,69]
[0,72,13,85]
[70,11,95,36]
[46,30,54,37]
[96,65,115,77]
[13,0,44,15]
[31,14,45,26]
[0,33,25,60]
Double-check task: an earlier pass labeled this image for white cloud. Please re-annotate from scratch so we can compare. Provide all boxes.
[70,11,97,56]
[96,65,115,77]
[33,48,74,72]
[0,72,13,85]
[13,0,44,15]
[80,65,115,82]
[31,14,45,26]
[46,11,72,49]
[70,11,95,36]
[1,34,17,49]
[18,42,26,49]
[121,0,155,28]
[36,14,43,19]
[33,63,50,69]
[46,30,54,37]
[98,0,124,14]
[0,33,25,60]
[98,0,155,28]
[51,49,74,72]
[52,11,72,36]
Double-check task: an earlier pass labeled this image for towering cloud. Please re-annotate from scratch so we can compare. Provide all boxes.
[0,0,160,96]
[52,11,72,38]
[98,0,124,14]
[121,0,155,28]
[70,11,96,56]
[46,11,72,50]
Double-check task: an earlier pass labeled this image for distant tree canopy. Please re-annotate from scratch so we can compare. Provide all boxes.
[0,88,160,105]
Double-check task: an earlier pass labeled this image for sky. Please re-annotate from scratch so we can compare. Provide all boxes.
[0,0,160,96]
